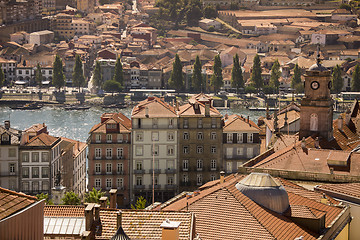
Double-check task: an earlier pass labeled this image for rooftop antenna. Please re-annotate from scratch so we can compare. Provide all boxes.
[152,140,155,206]
[316,44,321,65]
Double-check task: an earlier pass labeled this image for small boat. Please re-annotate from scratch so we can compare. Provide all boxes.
[10,102,43,110]
[64,105,91,110]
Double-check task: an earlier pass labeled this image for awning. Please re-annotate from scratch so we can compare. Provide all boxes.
[15,81,27,85]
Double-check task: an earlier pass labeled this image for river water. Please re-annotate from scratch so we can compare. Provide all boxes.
[0,106,266,142]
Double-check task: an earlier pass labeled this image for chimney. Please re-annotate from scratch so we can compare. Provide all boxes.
[117,210,122,228]
[320,193,328,205]
[145,107,149,118]
[220,171,225,184]
[85,203,95,231]
[4,120,10,130]
[345,109,351,125]
[94,204,101,222]
[225,114,228,120]
[205,103,210,117]
[160,219,181,240]
[99,196,108,208]
[109,189,117,208]
[338,115,343,131]
[176,100,179,111]
[247,116,250,123]
[314,137,319,149]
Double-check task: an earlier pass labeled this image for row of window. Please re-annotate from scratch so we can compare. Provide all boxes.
[183,132,218,140]
[22,152,49,162]
[183,118,217,129]
[95,134,129,143]
[95,163,124,174]
[95,148,124,159]
[226,147,255,158]
[22,180,49,192]
[182,159,217,171]
[182,173,216,185]
[135,145,176,156]
[182,145,217,154]
[22,167,49,179]
[226,133,254,143]
[136,131,176,141]
[135,175,175,186]
[135,160,175,171]
[95,178,124,189]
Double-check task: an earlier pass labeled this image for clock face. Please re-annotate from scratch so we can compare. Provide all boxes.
[311,81,320,90]
[328,81,332,89]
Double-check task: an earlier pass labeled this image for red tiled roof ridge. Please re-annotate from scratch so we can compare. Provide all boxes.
[0,186,37,200]
[224,114,260,130]
[89,113,131,133]
[26,132,58,146]
[178,100,221,116]
[132,96,176,117]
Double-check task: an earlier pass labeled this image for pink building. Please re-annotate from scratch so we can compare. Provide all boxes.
[88,112,131,207]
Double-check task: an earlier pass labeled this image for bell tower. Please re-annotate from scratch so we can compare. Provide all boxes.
[299,58,333,141]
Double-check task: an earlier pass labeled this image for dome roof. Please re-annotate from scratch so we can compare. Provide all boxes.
[308,63,328,72]
[236,173,290,214]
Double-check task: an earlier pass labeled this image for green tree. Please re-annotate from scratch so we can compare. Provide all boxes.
[168,54,184,91]
[210,54,223,93]
[35,63,43,88]
[104,80,122,95]
[113,57,124,86]
[332,64,343,94]
[231,53,244,93]
[192,55,203,92]
[61,191,81,205]
[72,55,85,91]
[0,64,5,88]
[269,59,281,90]
[291,63,301,89]
[131,196,146,209]
[36,193,53,205]
[186,5,202,26]
[85,188,106,203]
[251,54,263,90]
[352,64,360,91]
[52,55,65,90]
[294,82,304,94]
[245,85,257,97]
[339,3,351,11]
[93,60,103,89]
[203,5,217,18]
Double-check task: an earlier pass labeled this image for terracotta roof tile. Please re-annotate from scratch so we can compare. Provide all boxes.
[315,183,360,204]
[162,174,347,240]
[132,96,177,118]
[223,114,260,132]
[25,133,59,147]
[0,187,37,220]
[44,205,85,217]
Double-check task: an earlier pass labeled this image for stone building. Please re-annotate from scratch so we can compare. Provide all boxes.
[131,96,178,203]
[177,93,223,192]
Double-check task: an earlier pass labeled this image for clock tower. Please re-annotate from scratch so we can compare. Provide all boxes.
[299,60,333,141]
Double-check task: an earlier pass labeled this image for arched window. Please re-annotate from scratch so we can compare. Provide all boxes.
[310,113,318,131]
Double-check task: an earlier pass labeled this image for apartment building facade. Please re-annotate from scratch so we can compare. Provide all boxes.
[178,94,223,192]
[223,114,260,174]
[88,112,131,207]
[131,96,178,203]
[0,121,21,191]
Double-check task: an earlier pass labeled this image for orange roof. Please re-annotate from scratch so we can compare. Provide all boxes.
[24,133,59,147]
[178,101,221,117]
[223,114,260,132]
[44,205,85,217]
[131,96,177,118]
[89,112,131,134]
[0,187,37,220]
[315,183,360,204]
[161,174,344,240]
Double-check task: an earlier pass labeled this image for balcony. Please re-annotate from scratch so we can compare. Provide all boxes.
[134,185,145,190]
[116,171,124,175]
[165,184,176,189]
[165,169,176,174]
[133,169,145,174]
[196,168,203,172]
[148,184,161,189]
[148,169,161,174]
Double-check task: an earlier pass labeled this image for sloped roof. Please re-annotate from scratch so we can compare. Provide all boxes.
[161,174,344,240]
[0,125,21,145]
[223,114,260,132]
[178,101,221,117]
[0,187,37,220]
[24,133,59,147]
[131,96,177,118]
[89,112,131,134]
[315,183,360,204]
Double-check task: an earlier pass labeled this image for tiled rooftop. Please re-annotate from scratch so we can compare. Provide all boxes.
[315,183,360,204]
[44,205,85,217]
[0,187,37,220]
[161,174,345,240]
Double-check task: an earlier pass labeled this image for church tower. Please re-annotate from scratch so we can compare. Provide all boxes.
[299,59,333,141]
